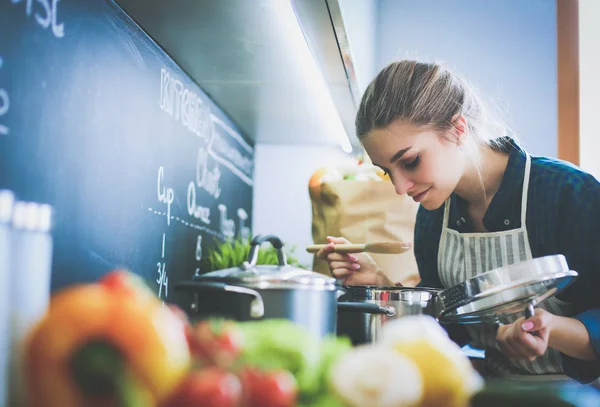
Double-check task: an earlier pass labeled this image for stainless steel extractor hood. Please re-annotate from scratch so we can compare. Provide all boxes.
[114,0,361,152]
[291,0,362,141]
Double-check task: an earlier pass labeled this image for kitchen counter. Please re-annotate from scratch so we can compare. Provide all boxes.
[471,379,600,407]
[461,345,600,406]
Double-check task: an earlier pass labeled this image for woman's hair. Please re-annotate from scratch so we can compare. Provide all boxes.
[355,60,512,161]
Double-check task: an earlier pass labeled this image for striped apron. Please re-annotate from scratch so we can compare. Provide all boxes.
[437,153,573,377]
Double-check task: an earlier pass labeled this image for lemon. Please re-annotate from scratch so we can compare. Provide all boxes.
[380,316,483,407]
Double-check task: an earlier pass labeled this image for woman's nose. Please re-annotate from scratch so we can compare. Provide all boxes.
[392,174,415,196]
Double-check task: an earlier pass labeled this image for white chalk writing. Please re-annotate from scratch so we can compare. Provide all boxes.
[209,116,254,186]
[147,207,223,239]
[187,181,211,224]
[0,57,8,136]
[218,204,235,239]
[195,234,203,262]
[159,68,212,139]
[193,234,203,277]
[156,233,168,301]
[237,208,250,242]
[156,166,174,226]
[11,0,65,38]
[196,147,222,199]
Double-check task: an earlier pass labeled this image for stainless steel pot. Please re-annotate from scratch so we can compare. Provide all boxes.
[337,285,442,345]
[174,234,394,339]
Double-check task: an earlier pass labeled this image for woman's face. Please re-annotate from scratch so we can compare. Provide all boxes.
[362,120,465,210]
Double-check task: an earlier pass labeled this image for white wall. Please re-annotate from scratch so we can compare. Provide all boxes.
[377,0,558,158]
[252,144,355,267]
[252,0,562,264]
[251,1,376,267]
[579,0,600,180]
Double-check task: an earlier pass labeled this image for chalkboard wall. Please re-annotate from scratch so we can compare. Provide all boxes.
[0,0,254,307]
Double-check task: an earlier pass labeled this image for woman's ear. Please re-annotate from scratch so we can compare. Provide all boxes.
[450,114,467,145]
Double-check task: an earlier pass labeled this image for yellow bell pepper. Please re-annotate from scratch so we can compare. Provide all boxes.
[23,270,191,407]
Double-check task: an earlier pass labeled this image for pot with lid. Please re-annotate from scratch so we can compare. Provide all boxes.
[335,254,579,345]
[175,234,395,339]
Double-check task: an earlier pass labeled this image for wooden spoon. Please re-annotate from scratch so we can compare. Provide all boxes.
[306,241,412,255]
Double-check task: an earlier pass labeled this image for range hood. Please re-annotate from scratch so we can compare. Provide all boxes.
[291,0,362,133]
[114,0,362,153]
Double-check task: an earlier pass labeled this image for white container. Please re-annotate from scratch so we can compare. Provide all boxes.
[0,191,14,407]
[8,201,53,407]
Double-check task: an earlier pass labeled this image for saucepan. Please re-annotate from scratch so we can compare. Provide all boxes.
[337,285,442,345]
[174,234,397,339]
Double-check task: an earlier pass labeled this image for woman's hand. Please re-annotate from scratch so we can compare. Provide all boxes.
[315,236,393,286]
[496,308,555,361]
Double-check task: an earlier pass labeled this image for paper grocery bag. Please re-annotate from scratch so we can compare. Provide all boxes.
[310,180,421,286]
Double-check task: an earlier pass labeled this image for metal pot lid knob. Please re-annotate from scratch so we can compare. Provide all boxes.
[243,234,287,269]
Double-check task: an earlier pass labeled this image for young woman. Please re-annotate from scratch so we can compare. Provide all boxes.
[317,60,600,382]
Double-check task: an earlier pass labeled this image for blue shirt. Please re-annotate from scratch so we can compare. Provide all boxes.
[414,138,600,382]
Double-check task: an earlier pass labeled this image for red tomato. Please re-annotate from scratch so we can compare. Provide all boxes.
[242,368,297,407]
[188,320,244,367]
[163,368,242,407]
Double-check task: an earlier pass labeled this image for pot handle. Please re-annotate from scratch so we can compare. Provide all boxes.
[244,234,287,267]
[337,301,397,317]
[174,281,265,318]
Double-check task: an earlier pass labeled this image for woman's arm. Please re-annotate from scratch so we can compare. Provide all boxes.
[549,315,597,360]
[497,169,600,380]
[555,171,600,380]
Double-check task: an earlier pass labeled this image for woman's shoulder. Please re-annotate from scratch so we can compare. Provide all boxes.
[531,155,599,191]
[531,155,597,181]
[530,155,600,209]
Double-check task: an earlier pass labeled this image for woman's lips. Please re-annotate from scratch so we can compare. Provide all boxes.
[411,188,430,203]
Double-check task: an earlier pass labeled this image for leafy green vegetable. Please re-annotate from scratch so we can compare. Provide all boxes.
[236,319,352,404]
[313,335,352,396]
[237,319,321,395]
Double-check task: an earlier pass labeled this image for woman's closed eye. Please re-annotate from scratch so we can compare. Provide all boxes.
[402,154,421,170]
